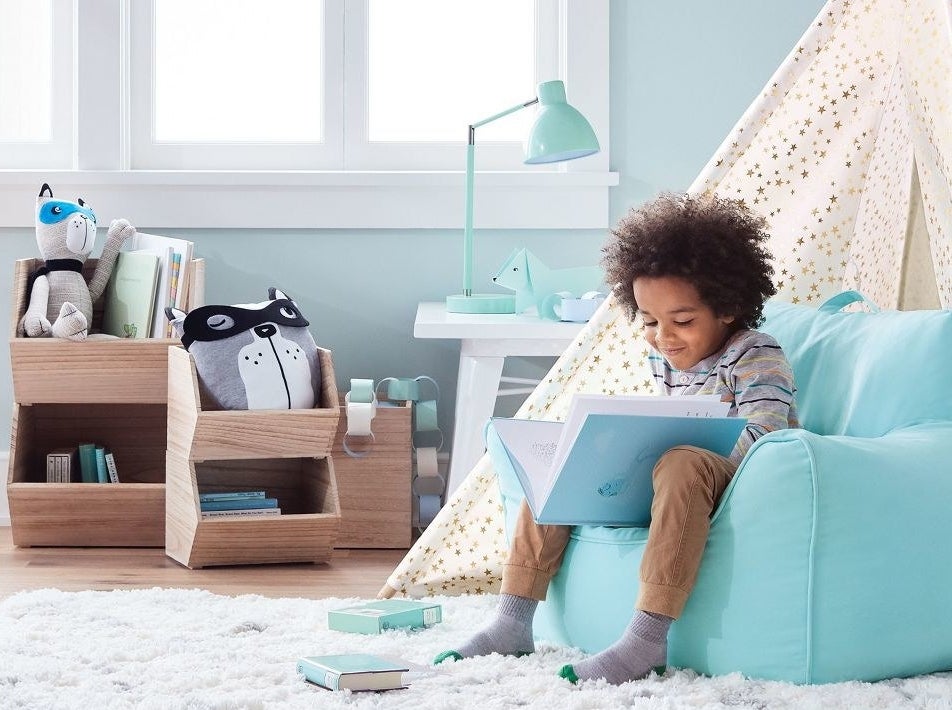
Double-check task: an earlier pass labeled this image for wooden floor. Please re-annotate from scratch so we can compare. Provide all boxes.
[0,527,408,601]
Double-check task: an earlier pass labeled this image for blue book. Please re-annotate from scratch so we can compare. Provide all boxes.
[94,446,108,483]
[489,394,747,526]
[297,654,410,691]
[77,443,98,484]
[198,491,266,503]
[199,497,278,512]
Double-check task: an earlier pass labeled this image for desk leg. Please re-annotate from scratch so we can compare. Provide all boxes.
[447,353,505,497]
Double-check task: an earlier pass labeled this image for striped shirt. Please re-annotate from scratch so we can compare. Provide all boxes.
[649,329,799,463]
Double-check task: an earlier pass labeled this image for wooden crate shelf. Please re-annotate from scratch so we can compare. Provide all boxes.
[7,402,167,547]
[164,346,342,568]
[331,400,413,549]
[6,257,205,548]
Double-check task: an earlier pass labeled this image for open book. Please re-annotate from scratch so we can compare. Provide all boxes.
[490,394,747,526]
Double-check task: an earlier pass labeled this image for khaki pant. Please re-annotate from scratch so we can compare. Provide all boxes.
[501,445,737,619]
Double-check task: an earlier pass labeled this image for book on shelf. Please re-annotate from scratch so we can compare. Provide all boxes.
[490,394,747,526]
[104,451,119,484]
[199,497,279,512]
[201,507,282,519]
[77,443,99,484]
[127,243,173,338]
[130,232,194,337]
[45,447,77,483]
[296,654,411,692]
[328,599,442,635]
[102,250,160,339]
[198,491,266,503]
[94,446,108,483]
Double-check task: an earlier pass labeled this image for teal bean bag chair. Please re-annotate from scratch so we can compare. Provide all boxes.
[489,291,952,683]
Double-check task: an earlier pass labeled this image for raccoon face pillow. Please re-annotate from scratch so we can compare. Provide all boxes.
[166,288,321,410]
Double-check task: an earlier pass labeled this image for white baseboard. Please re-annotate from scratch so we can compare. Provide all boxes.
[0,450,9,527]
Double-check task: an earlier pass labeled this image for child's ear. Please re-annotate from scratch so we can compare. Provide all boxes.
[719,314,737,326]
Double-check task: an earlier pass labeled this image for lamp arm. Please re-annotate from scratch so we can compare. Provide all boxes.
[463,96,540,295]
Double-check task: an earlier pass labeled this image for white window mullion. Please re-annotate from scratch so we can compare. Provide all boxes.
[76,0,123,170]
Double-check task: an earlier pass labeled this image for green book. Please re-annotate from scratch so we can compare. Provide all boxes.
[102,251,160,339]
[94,446,108,483]
[296,654,409,691]
[77,443,98,484]
[327,599,442,635]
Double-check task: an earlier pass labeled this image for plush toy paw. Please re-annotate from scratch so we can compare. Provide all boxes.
[106,218,136,246]
[21,313,53,337]
[50,302,89,341]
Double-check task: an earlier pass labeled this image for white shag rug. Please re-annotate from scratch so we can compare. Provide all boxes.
[2,588,952,710]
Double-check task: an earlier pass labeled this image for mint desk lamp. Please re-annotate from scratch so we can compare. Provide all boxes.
[445,80,600,314]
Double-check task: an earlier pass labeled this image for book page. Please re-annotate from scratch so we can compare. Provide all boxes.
[551,394,729,480]
[489,418,564,512]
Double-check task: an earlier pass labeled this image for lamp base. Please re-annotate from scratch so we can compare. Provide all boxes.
[446,293,516,314]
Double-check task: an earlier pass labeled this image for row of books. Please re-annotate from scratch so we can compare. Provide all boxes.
[199,490,281,519]
[46,444,119,484]
[101,232,195,339]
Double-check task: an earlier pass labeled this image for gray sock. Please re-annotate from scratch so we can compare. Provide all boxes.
[434,594,537,663]
[559,611,671,685]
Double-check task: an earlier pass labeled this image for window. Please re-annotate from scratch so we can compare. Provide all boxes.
[0,0,72,168]
[2,0,613,229]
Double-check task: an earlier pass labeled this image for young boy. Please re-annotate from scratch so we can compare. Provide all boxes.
[435,192,799,685]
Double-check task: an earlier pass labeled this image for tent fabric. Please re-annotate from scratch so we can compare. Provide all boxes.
[380,0,952,599]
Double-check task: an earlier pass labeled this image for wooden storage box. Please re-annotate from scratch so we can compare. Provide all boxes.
[10,257,205,403]
[331,400,413,548]
[7,402,167,547]
[7,257,205,548]
[164,346,342,568]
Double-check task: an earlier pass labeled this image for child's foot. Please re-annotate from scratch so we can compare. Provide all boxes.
[558,611,670,685]
[434,594,537,664]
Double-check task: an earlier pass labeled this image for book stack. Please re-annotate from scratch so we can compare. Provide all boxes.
[101,233,195,339]
[76,443,120,483]
[199,491,281,518]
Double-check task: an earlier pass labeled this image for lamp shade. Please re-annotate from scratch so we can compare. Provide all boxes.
[523,80,599,164]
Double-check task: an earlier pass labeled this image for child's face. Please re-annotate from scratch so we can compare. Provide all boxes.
[633,276,736,371]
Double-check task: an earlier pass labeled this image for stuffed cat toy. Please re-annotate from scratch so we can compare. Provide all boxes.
[18,183,136,341]
[166,288,322,410]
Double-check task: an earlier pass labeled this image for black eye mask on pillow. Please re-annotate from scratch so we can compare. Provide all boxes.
[180,298,309,350]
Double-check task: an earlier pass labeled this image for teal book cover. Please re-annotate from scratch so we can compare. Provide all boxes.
[328,599,442,635]
[102,251,159,339]
[491,406,747,526]
[94,446,108,483]
[199,497,278,512]
[297,654,409,691]
[198,491,266,503]
[77,443,98,484]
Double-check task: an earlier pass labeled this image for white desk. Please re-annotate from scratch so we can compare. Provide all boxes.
[414,302,585,496]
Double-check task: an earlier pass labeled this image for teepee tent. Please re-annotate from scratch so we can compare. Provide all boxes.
[380,0,952,599]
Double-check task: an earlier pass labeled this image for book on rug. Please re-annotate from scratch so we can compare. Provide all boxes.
[297,653,411,692]
[328,599,442,635]
[102,250,160,339]
[491,394,746,526]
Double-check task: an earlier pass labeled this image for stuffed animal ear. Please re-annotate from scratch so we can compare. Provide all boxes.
[165,307,187,338]
[39,183,53,198]
[268,287,292,301]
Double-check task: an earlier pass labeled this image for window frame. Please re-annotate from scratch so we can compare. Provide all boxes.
[0,0,614,230]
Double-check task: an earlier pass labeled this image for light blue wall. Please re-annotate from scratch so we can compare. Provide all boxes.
[0,1,825,454]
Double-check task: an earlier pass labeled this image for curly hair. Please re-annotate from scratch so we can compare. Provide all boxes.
[601,192,776,331]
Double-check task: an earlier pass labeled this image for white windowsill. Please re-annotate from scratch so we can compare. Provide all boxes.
[0,170,619,230]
